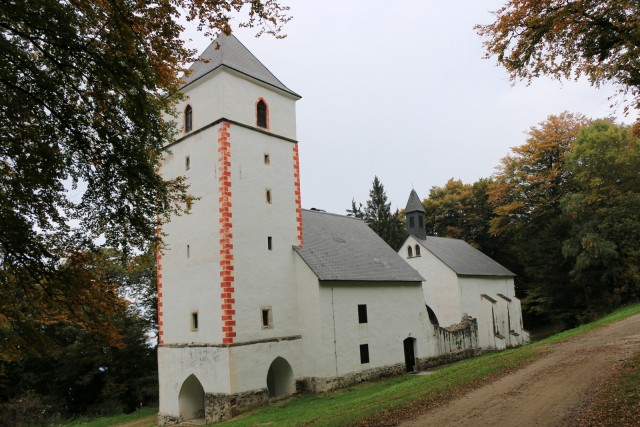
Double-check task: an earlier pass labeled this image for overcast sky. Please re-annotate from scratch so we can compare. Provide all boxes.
[183,0,630,215]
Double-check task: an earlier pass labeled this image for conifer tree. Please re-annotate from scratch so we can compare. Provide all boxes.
[358,177,406,251]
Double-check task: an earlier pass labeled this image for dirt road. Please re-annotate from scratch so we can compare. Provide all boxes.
[401,314,640,427]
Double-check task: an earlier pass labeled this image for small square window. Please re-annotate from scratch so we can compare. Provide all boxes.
[266,189,272,204]
[185,155,190,171]
[261,307,273,329]
[264,154,270,165]
[268,236,273,250]
[191,312,199,331]
[358,304,368,324]
[360,344,370,364]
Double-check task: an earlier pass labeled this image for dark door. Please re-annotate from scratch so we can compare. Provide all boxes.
[403,338,416,372]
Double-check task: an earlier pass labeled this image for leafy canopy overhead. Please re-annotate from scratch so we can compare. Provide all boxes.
[477,1,640,112]
[0,0,289,353]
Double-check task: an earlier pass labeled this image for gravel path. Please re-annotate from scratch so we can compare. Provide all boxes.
[401,314,640,427]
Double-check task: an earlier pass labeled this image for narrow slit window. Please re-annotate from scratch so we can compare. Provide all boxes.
[264,154,270,165]
[268,236,273,250]
[266,189,272,204]
[359,344,370,364]
[187,244,190,258]
[184,105,193,132]
[261,307,273,329]
[418,216,424,228]
[415,245,421,256]
[407,246,413,258]
[409,217,415,228]
[191,312,198,331]
[185,155,190,171]
[358,304,368,324]
[257,99,268,128]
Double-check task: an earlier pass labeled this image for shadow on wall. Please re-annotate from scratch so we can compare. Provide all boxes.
[179,374,205,421]
[266,357,295,397]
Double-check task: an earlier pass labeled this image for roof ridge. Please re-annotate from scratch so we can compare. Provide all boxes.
[180,33,300,97]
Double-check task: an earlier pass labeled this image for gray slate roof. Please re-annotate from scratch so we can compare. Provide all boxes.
[295,210,424,282]
[416,236,515,277]
[405,189,425,213]
[181,33,300,97]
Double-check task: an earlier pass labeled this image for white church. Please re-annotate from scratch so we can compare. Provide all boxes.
[157,34,528,424]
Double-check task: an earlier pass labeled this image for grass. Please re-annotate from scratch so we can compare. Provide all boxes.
[575,350,640,426]
[220,347,542,426]
[59,406,157,427]
[61,302,640,427]
[217,302,640,426]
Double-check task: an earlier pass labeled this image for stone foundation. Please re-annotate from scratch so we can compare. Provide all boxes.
[298,362,409,393]
[157,413,180,425]
[205,388,269,423]
[158,389,269,425]
[416,348,482,370]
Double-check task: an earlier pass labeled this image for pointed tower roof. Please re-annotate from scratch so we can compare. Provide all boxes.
[405,189,425,213]
[181,33,300,98]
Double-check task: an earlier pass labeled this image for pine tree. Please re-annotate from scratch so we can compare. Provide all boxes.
[359,177,406,251]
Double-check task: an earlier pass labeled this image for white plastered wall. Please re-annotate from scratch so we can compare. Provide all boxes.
[400,237,462,326]
[458,276,526,348]
[228,124,301,343]
[317,282,434,377]
[161,124,222,345]
[228,340,303,393]
[159,63,302,420]
[158,346,230,416]
[294,255,331,378]
[175,68,298,140]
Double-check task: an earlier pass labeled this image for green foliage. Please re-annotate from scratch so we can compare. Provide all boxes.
[0,315,158,425]
[353,177,406,250]
[489,112,589,325]
[477,0,640,111]
[0,247,158,425]
[0,0,289,359]
[423,178,498,253]
[561,120,640,312]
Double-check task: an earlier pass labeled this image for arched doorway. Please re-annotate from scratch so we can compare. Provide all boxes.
[266,357,294,397]
[178,374,205,421]
[403,337,417,373]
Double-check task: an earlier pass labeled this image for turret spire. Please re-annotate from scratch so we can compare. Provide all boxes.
[405,189,426,239]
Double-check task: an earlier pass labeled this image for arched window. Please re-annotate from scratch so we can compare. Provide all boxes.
[415,245,421,256]
[256,99,268,128]
[407,246,413,258]
[184,105,193,132]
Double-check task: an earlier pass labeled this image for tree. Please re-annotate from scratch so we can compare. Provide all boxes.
[489,112,589,324]
[477,1,640,111]
[355,177,406,251]
[423,178,496,252]
[1,247,159,424]
[0,0,289,353]
[562,120,640,313]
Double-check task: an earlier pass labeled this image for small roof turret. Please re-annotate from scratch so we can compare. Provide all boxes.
[405,189,425,213]
[181,33,300,98]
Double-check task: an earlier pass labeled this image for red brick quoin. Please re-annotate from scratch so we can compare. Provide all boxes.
[293,143,303,247]
[156,230,164,345]
[218,122,236,344]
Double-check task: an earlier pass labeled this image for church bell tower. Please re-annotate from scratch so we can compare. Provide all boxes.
[156,34,303,424]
